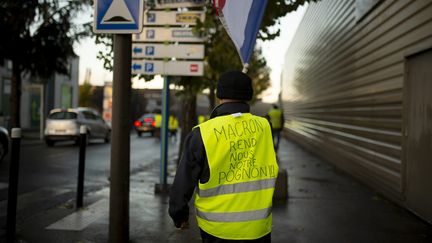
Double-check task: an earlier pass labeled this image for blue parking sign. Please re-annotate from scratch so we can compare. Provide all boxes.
[146,29,155,39]
[145,63,154,72]
[147,13,156,23]
[145,46,155,56]
[94,0,144,34]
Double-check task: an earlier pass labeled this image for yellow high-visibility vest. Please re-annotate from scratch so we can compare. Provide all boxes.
[194,113,279,240]
[198,115,207,124]
[267,108,283,130]
[169,116,179,130]
[154,114,162,128]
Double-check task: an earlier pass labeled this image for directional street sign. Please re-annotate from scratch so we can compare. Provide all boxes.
[133,27,205,43]
[144,11,205,26]
[132,60,204,76]
[94,0,144,33]
[132,43,204,59]
[151,0,206,9]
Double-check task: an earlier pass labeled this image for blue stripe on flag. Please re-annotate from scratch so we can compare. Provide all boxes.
[239,0,268,64]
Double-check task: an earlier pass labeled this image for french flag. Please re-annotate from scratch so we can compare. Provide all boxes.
[213,0,268,65]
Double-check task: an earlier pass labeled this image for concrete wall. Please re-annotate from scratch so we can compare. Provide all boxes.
[53,57,79,109]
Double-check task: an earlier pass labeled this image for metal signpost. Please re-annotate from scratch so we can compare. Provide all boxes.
[132,2,205,192]
[94,0,143,242]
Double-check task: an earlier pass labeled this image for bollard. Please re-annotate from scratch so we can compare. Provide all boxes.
[274,169,288,201]
[6,128,21,242]
[76,125,87,209]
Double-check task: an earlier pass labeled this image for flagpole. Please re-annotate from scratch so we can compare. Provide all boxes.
[242,63,249,73]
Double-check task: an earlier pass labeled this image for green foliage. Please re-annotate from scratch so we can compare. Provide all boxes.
[79,82,94,108]
[261,0,316,40]
[0,0,92,127]
[0,0,92,79]
[248,48,271,103]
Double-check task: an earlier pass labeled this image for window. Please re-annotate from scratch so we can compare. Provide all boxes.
[3,78,11,95]
[48,112,77,120]
[6,60,12,70]
[82,111,96,120]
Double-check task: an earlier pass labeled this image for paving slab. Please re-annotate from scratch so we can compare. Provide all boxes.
[8,138,432,243]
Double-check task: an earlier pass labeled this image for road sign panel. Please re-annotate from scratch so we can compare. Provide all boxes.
[144,11,205,26]
[133,27,205,43]
[132,43,204,59]
[150,0,206,9]
[132,60,204,76]
[94,0,144,33]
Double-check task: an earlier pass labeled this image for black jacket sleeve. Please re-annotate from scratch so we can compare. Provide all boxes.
[168,128,206,227]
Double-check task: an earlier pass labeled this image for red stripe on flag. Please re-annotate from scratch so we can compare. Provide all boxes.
[212,0,226,16]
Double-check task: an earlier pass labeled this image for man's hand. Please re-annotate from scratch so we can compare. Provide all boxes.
[174,217,189,229]
[180,221,189,229]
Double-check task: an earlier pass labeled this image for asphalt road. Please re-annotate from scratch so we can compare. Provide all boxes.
[0,133,179,224]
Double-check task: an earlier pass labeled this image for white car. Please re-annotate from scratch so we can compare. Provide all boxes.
[44,108,111,146]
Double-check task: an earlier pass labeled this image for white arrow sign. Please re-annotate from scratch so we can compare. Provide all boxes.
[133,27,205,43]
[144,11,205,26]
[132,60,204,76]
[132,43,204,59]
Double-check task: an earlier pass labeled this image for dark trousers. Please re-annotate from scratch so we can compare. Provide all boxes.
[200,229,271,243]
[272,130,281,152]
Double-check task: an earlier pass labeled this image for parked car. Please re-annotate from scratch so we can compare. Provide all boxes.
[44,108,111,146]
[0,126,9,162]
[134,113,159,137]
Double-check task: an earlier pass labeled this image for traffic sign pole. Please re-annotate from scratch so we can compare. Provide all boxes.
[93,0,142,242]
[109,34,131,243]
[160,76,170,185]
[155,75,170,193]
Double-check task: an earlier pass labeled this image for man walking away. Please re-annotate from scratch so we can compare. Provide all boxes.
[169,70,279,242]
[266,105,284,152]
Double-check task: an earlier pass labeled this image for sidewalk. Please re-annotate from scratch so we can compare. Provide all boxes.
[20,129,44,147]
[12,138,432,242]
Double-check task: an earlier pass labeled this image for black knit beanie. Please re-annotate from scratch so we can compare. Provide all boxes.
[216,70,253,101]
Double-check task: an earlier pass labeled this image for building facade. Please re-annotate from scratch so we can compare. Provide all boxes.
[281,0,432,222]
[0,58,79,131]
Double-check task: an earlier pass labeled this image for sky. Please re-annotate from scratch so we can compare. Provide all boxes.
[75,4,307,103]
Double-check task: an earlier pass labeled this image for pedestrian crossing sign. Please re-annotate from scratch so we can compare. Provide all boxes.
[94,0,144,34]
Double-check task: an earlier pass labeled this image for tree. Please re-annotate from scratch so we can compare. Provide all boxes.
[195,2,288,111]
[171,0,312,158]
[79,82,94,108]
[0,0,91,128]
[260,0,317,40]
[91,0,314,160]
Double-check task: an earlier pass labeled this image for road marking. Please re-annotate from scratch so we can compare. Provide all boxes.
[46,199,108,231]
